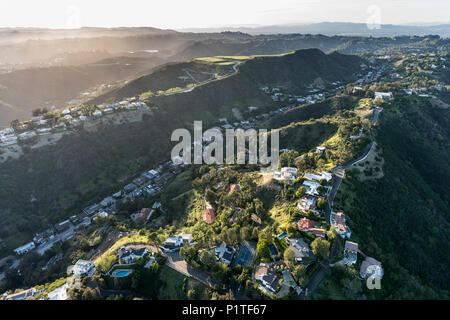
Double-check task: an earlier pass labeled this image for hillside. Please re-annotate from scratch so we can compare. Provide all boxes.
[0,49,363,254]
[334,96,450,298]
[92,49,363,108]
[0,56,165,127]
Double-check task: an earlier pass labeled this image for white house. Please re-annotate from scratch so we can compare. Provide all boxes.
[18,131,37,141]
[36,128,51,135]
[254,263,279,293]
[360,257,384,279]
[93,110,103,117]
[119,247,148,264]
[316,146,326,155]
[374,92,393,101]
[14,242,36,255]
[273,167,297,182]
[330,211,351,239]
[0,134,18,146]
[177,232,193,245]
[214,244,235,265]
[343,241,359,265]
[304,172,332,182]
[72,259,95,276]
[162,236,183,252]
[302,180,321,196]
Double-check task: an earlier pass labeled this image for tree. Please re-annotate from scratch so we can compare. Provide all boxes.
[317,199,326,211]
[311,238,330,260]
[318,185,327,195]
[205,188,217,206]
[283,247,296,269]
[256,238,271,262]
[10,119,20,131]
[326,226,338,241]
[292,265,306,283]
[296,186,306,198]
[199,251,216,268]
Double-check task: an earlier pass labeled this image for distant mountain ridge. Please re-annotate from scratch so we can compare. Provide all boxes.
[90,48,362,107]
[179,22,450,38]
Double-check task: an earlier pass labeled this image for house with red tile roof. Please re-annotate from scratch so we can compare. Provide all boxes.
[202,208,216,224]
[298,217,326,238]
[228,184,240,194]
[298,217,315,231]
[307,228,326,238]
[254,263,280,293]
[135,208,152,221]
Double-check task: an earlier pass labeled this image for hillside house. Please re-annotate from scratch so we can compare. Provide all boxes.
[307,228,326,238]
[254,263,280,293]
[54,220,72,233]
[330,211,351,238]
[273,167,297,182]
[134,208,152,221]
[162,236,183,252]
[119,247,148,264]
[285,237,314,264]
[343,241,359,265]
[228,184,241,194]
[360,257,384,279]
[214,244,235,265]
[298,217,316,231]
[374,92,393,101]
[297,195,318,213]
[304,172,332,182]
[14,242,36,255]
[72,260,95,276]
[100,196,116,207]
[302,180,321,196]
[177,232,193,245]
[18,131,37,141]
[124,183,137,193]
[202,209,216,224]
[316,146,326,155]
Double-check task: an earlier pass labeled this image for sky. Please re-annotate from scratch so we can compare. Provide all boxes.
[0,0,449,29]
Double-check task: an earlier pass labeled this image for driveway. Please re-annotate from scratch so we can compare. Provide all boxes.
[163,251,219,288]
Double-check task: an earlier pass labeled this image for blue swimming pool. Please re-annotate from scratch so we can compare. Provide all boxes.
[115,270,132,277]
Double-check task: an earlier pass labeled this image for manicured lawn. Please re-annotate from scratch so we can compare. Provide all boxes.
[156,265,208,300]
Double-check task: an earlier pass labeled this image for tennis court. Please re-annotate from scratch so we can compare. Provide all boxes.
[232,241,256,267]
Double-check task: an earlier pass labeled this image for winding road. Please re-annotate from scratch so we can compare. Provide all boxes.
[163,61,244,96]
[299,107,381,299]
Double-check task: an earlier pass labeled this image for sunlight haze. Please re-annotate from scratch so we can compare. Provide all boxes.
[0,0,449,29]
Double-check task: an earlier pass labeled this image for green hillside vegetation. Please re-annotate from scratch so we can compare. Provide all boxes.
[0,49,363,253]
[333,96,450,299]
[89,60,235,105]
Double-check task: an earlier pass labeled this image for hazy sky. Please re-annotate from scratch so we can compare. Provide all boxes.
[0,0,448,29]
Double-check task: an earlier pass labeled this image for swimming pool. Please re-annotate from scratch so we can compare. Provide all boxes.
[113,269,133,277]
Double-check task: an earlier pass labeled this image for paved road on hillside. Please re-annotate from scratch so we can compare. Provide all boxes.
[164,251,220,288]
[299,108,381,299]
[163,61,244,96]
[298,241,339,300]
[371,107,383,125]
